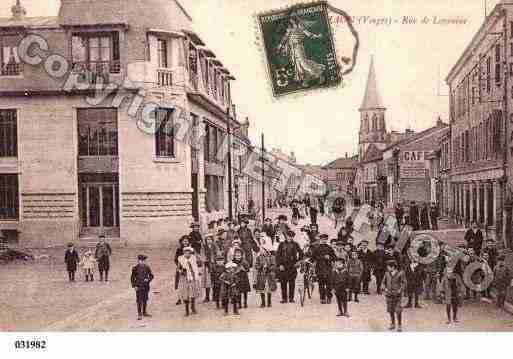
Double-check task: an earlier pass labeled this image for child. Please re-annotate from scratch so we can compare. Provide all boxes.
[384,260,406,332]
[81,250,96,282]
[233,248,251,308]
[295,256,314,305]
[347,251,363,302]
[254,242,278,308]
[331,258,350,317]
[177,247,201,317]
[493,255,512,309]
[211,256,226,309]
[219,262,240,315]
[174,235,190,305]
[130,254,154,320]
[440,267,465,324]
[64,242,79,282]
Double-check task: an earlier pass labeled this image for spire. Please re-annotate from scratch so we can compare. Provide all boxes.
[11,0,27,20]
[360,55,385,110]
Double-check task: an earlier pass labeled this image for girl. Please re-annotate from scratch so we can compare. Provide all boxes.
[295,257,314,306]
[80,250,96,282]
[233,248,251,308]
[254,240,278,308]
[177,247,201,317]
[219,262,240,315]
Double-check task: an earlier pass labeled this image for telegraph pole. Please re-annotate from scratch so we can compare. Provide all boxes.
[261,133,266,225]
[227,106,233,221]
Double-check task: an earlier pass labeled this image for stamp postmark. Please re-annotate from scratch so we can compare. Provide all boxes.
[257,1,341,97]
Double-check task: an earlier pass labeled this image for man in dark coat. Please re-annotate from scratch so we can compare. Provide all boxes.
[131,254,154,320]
[373,243,387,294]
[311,234,337,304]
[276,230,303,303]
[304,223,319,244]
[464,222,484,256]
[429,203,439,230]
[404,258,425,308]
[358,240,374,294]
[237,220,257,267]
[95,235,112,282]
[395,203,404,231]
[409,201,420,231]
[274,215,291,237]
[262,218,276,239]
[420,203,430,230]
[189,222,203,254]
[64,242,79,282]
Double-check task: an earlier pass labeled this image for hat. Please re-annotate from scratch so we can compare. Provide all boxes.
[225,262,237,269]
[319,234,329,240]
[278,215,288,221]
[183,246,194,253]
[233,238,242,244]
[67,242,74,247]
[386,259,398,267]
[286,230,296,238]
[360,239,369,244]
[190,221,200,228]
[265,218,272,222]
[99,234,106,238]
[138,254,147,261]
[242,219,249,224]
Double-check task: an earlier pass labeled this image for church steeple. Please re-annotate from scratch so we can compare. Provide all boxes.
[11,0,27,20]
[358,56,387,161]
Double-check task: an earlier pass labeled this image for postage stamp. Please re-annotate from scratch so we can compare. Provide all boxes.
[257,1,342,97]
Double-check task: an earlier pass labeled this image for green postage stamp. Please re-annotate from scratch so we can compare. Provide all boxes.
[257,1,341,97]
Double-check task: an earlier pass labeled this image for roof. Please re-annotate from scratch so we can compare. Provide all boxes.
[361,144,383,163]
[360,56,385,110]
[324,156,357,169]
[383,121,449,152]
[0,16,58,28]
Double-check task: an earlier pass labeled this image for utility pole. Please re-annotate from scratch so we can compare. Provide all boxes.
[261,133,265,225]
[227,106,233,221]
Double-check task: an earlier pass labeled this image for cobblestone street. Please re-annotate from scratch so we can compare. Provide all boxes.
[3,209,509,332]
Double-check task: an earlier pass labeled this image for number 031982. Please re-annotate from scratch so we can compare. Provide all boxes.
[14,340,47,350]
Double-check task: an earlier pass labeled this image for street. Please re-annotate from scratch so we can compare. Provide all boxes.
[2,209,510,332]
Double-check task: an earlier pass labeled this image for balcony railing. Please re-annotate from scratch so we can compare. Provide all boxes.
[1,62,23,76]
[157,68,173,87]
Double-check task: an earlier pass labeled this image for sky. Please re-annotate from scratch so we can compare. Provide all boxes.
[0,0,502,165]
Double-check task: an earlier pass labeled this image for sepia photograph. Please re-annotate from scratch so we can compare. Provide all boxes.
[1,0,513,356]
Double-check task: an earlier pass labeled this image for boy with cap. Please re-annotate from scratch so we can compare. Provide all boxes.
[64,242,79,282]
[131,254,154,320]
[384,259,406,332]
[189,222,203,254]
[493,255,512,309]
[220,262,240,315]
[311,233,336,304]
[331,258,351,317]
[347,250,363,302]
[358,240,374,295]
[95,235,112,282]
[212,255,227,309]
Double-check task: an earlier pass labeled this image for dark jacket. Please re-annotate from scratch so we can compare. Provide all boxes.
[276,240,303,269]
[405,262,425,294]
[262,224,276,239]
[331,268,350,293]
[233,258,251,293]
[384,270,406,297]
[311,243,337,277]
[420,206,430,230]
[64,249,79,272]
[409,204,419,230]
[373,249,387,273]
[494,264,512,291]
[189,231,203,254]
[464,229,483,255]
[131,263,154,290]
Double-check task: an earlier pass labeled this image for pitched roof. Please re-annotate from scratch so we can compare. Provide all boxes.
[360,56,385,110]
[383,121,448,152]
[324,156,357,169]
[361,144,383,163]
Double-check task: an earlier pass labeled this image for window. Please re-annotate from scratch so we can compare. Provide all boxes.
[71,32,120,73]
[157,38,168,68]
[486,57,491,92]
[0,174,18,220]
[78,108,118,156]
[0,35,22,76]
[0,110,17,157]
[496,44,501,62]
[496,63,501,84]
[204,123,210,162]
[155,108,174,157]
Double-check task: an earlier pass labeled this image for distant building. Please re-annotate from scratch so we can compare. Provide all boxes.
[323,154,357,195]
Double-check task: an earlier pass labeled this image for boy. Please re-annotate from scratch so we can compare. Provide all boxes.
[347,250,363,302]
[440,267,464,324]
[212,255,226,309]
[219,262,240,315]
[384,259,406,332]
[64,242,79,282]
[493,255,512,309]
[131,254,154,320]
[331,259,350,317]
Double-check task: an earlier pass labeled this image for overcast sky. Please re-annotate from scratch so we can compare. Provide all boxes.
[0,0,500,165]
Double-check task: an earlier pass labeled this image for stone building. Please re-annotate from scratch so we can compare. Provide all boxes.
[445,0,513,247]
[0,0,251,245]
[323,154,357,196]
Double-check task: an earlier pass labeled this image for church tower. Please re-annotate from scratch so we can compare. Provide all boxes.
[358,56,387,160]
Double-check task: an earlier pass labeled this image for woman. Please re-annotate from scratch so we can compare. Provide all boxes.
[174,235,190,305]
[254,238,278,308]
[177,247,201,317]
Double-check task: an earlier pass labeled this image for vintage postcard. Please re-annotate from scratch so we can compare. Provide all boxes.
[2,0,513,355]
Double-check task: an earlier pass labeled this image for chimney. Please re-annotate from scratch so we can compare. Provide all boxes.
[436,116,443,126]
[241,117,250,137]
[11,0,26,20]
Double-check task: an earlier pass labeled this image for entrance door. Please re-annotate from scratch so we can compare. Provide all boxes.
[80,182,120,237]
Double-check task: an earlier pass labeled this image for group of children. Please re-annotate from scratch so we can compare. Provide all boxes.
[64,236,112,283]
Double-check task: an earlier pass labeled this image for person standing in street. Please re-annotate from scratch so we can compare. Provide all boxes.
[276,230,303,303]
[464,222,484,257]
[429,202,439,230]
[95,235,112,282]
[237,219,258,267]
[420,203,430,231]
[64,242,79,282]
[131,254,154,321]
[331,258,351,317]
[440,267,465,324]
[177,247,201,317]
[395,202,404,232]
[332,196,345,229]
[358,240,374,295]
[347,250,363,303]
[254,240,278,308]
[405,258,425,309]
[309,196,319,226]
[373,243,387,295]
[409,201,420,231]
[384,259,406,332]
[311,234,336,304]
[493,255,512,309]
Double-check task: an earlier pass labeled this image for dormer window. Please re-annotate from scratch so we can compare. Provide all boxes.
[0,35,22,76]
[71,32,120,74]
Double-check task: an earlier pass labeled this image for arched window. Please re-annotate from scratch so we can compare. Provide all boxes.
[371,114,377,131]
[363,114,369,132]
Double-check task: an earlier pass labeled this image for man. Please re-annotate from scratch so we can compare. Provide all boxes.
[420,203,430,231]
[275,215,291,237]
[262,218,276,239]
[494,255,512,308]
[429,203,439,231]
[409,201,420,231]
[95,235,112,282]
[405,258,425,308]
[304,223,319,245]
[311,234,336,304]
[189,222,203,254]
[373,243,387,294]
[384,260,406,332]
[395,202,404,231]
[358,240,374,294]
[464,222,484,257]
[237,219,258,267]
[332,196,345,229]
[131,254,154,320]
[309,196,319,226]
[276,230,303,303]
